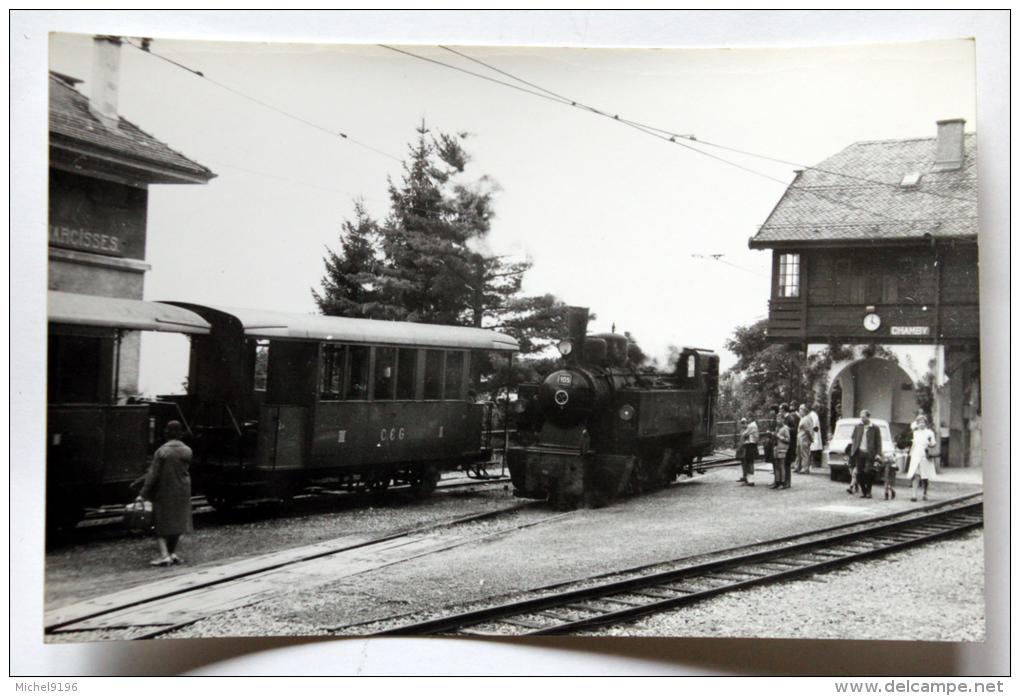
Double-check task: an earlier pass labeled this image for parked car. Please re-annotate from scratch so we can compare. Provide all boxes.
[824,418,895,481]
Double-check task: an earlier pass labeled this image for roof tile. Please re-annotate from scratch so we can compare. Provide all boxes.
[49,73,215,182]
[752,134,977,246]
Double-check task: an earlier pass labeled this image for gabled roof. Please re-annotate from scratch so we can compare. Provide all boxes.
[49,72,216,185]
[750,133,977,248]
[165,303,521,352]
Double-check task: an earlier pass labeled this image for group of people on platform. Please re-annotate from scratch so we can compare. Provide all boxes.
[736,403,819,489]
[735,405,939,501]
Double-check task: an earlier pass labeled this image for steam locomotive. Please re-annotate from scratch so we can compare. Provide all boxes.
[507,307,718,509]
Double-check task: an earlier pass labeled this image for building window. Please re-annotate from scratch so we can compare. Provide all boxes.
[778,253,800,298]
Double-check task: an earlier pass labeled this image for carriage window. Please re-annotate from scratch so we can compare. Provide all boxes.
[48,333,105,403]
[345,346,370,400]
[424,350,444,400]
[396,348,417,400]
[319,344,344,400]
[444,351,465,400]
[374,347,396,400]
[254,340,269,391]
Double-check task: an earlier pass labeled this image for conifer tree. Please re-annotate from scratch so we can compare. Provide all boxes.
[314,121,565,354]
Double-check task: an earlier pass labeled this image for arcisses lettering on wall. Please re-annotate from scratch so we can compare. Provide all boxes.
[48,224,121,256]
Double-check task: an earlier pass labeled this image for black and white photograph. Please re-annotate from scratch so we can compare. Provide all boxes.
[13,11,1008,677]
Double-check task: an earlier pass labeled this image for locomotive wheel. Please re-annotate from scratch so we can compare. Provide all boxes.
[410,465,440,500]
[549,484,581,511]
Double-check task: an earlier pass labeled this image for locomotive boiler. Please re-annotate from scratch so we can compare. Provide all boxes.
[507,307,718,509]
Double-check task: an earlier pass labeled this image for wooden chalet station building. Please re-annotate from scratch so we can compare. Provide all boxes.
[750,119,980,467]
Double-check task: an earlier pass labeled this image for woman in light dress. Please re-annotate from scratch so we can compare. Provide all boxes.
[905,414,938,501]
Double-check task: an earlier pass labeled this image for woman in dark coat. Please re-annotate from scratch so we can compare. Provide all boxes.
[135,421,193,566]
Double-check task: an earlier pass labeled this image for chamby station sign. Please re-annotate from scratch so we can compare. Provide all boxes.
[890,326,932,337]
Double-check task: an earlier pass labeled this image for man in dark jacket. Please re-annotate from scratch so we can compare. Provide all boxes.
[848,410,882,499]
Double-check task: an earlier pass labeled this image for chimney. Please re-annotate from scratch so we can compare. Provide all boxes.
[89,35,122,130]
[565,306,589,364]
[933,118,966,171]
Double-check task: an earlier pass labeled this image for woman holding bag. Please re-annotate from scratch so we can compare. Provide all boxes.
[135,421,194,566]
[905,414,939,502]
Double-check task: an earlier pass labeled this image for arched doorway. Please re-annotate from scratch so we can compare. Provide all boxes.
[829,358,918,444]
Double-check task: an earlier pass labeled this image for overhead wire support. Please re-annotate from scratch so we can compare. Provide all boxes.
[123,38,403,163]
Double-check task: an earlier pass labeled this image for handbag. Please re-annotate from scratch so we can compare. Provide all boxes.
[124,500,153,533]
[926,445,940,459]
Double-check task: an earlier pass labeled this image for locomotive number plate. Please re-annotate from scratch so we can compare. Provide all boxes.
[557,374,573,386]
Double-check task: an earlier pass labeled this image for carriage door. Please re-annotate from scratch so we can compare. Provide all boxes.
[256,341,316,471]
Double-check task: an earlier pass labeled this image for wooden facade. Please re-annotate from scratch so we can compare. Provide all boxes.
[765,241,979,346]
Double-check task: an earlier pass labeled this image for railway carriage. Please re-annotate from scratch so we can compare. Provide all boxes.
[508,307,718,509]
[46,291,212,532]
[167,304,519,509]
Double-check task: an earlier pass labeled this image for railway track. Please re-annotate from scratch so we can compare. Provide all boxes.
[74,453,736,532]
[371,495,982,636]
[44,499,568,641]
[75,471,513,531]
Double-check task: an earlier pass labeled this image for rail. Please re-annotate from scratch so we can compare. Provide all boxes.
[374,496,982,636]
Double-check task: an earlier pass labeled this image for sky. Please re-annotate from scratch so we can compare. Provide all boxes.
[46,32,978,395]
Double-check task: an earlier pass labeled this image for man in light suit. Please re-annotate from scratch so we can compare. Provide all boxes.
[848,410,882,499]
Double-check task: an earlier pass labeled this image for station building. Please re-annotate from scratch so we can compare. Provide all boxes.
[749,120,980,467]
[48,35,215,404]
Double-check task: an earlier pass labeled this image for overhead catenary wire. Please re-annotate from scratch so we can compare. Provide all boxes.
[420,46,977,207]
[691,254,770,278]
[202,158,383,200]
[123,38,403,164]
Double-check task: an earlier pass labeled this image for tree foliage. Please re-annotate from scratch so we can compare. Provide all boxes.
[723,318,807,418]
[313,121,564,354]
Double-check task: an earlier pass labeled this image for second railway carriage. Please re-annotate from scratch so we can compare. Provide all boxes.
[167,304,519,508]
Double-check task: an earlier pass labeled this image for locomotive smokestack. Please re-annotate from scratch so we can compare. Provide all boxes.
[566,306,589,362]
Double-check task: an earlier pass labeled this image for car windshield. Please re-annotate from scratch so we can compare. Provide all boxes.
[833,424,856,440]
[831,422,893,448]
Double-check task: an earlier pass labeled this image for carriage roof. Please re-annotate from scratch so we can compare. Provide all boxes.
[165,303,520,351]
[48,291,211,334]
